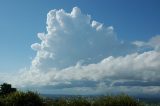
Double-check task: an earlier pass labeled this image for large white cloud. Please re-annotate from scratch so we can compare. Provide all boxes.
[4,7,160,95]
[16,50,160,91]
[31,7,135,71]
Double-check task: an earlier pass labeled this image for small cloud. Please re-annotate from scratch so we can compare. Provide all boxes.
[133,35,160,51]
[132,41,146,47]
[31,43,41,51]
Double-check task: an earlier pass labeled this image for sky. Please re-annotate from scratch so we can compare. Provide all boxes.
[0,0,160,95]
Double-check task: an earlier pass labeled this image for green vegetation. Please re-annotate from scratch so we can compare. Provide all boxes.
[0,83,43,106]
[43,95,144,106]
[0,83,159,106]
[0,91,43,106]
[92,94,143,106]
[0,83,16,95]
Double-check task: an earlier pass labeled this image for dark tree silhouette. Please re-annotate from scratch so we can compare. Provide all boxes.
[0,83,16,95]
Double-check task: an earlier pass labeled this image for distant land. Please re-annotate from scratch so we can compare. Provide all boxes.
[41,94,160,104]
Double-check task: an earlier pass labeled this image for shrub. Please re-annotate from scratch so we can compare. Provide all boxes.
[0,83,16,95]
[92,94,143,106]
[68,97,90,106]
[1,91,43,106]
[0,89,145,106]
[42,94,144,106]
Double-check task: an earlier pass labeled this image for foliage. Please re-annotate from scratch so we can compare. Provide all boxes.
[0,91,43,106]
[0,91,146,106]
[0,83,16,95]
[42,95,144,106]
[0,83,157,106]
[92,94,143,106]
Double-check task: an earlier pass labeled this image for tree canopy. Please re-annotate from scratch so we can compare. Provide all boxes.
[0,83,16,95]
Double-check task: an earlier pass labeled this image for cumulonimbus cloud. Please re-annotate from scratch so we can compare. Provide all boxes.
[31,7,135,70]
[4,7,160,95]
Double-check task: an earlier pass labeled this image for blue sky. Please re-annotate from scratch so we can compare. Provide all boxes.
[0,0,160,73]
[0,0,160,95]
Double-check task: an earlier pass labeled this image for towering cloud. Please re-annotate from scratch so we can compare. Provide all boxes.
[5,7,160,95]
[31,7,135,71]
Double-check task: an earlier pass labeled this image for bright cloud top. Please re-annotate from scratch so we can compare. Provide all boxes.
[31,7,134,70]
[6,7,160,95]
